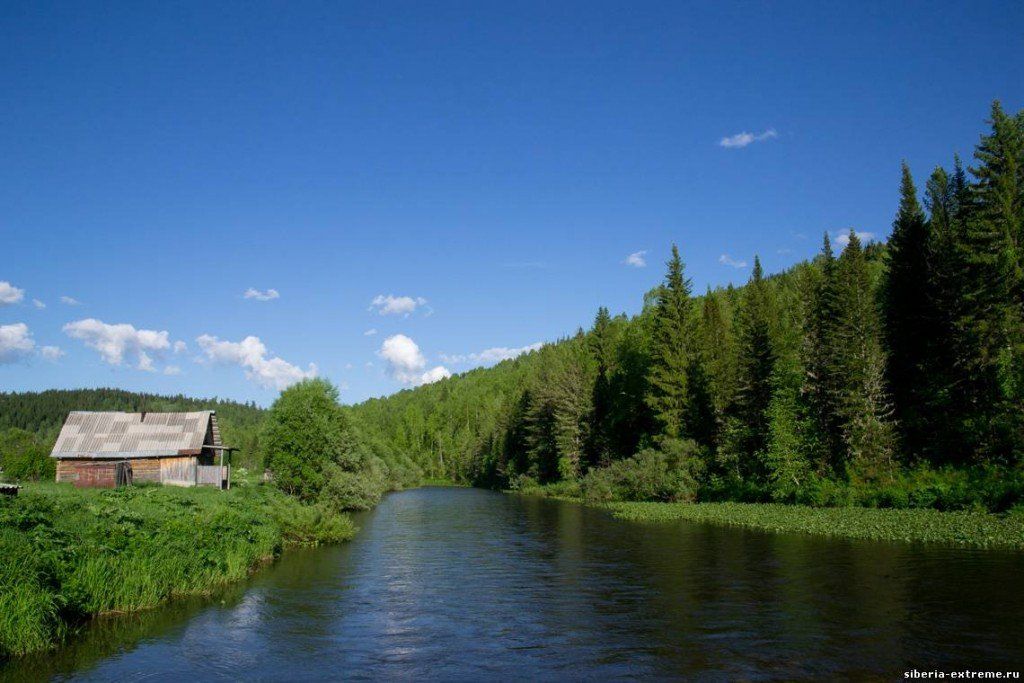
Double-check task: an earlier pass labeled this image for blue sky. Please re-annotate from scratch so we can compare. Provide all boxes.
[2,2,1022,405]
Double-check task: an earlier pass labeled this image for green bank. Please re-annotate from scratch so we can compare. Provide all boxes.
[0,482,353,659]
[606,500,1024,550]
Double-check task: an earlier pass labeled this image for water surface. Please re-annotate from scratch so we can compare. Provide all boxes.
[5,487,1023,680]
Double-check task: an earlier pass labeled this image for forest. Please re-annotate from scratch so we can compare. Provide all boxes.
[2,101,1022,659]
[2,101,1022,516]
[350,101,1024,513]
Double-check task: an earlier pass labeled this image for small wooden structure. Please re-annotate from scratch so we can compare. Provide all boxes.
[0,483,20,496]
[51,411,234,489]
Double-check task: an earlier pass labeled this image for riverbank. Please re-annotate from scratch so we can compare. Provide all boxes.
[0,483,355,659]
[511,485,1024,550]
[607,501,1024,549]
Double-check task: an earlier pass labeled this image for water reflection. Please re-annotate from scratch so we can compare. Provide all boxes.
[3,488,1022,681]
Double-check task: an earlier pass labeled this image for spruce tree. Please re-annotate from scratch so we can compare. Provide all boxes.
[882,162,933,459]
[645,245,694,441]
[923,159,972,462]
[803,234,845,473]
[947,102,1024,460]
[587,307,616,467]
[698,289,738,446]
[833,231,895,478]
[728,256,776,478]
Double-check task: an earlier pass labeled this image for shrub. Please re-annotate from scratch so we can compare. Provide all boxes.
[318,460,387,511]
[508,474,540,493]
[581,439,703,504]
[0,429,54,482]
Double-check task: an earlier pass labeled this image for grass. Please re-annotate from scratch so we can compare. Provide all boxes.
[607,501,1024,549]
[0,482,355,659]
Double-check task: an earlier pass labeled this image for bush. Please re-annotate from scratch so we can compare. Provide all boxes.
[318,460,387,511]
[508,474,540,493]
[581,439,703,504]
[0,429,54,482]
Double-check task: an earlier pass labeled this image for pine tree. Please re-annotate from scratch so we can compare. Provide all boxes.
[645,245,694,440]
[882,162,933,459]
[833,231,895,478]
[727,256,776,479]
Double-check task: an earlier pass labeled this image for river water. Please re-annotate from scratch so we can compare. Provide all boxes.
[4,487,1023,681]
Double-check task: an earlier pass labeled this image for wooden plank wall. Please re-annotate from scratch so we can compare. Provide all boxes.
[160,456,197,486]
[56,460,118,488]
[196,465,224,487]
[130,458,160,483]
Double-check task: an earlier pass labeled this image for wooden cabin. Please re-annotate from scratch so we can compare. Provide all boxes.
[51,411,233,489]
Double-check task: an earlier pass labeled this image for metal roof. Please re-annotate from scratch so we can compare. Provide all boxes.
[51,411,222,459]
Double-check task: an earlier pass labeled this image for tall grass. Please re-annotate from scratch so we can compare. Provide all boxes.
[0,483,354,659]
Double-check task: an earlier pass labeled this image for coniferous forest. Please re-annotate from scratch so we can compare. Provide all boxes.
[350,102,1024,512]
[2,103,1022,514]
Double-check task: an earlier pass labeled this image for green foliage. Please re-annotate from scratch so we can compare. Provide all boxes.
[607,500,1024,549]
[722,256,777,477]
[347,105,1024,515]
[832,231,896,478]
[0,428,54,481]
[318,461,387,511]
[580,439,703,504]
[646,245,695,440]
[883,162,934,457]
[261,379,356,501]
[0,483,354,658]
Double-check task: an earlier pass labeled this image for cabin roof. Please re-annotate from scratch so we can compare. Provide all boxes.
[50,411,222,459]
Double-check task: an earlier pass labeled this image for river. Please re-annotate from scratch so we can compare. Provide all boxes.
[4,487,1023,680]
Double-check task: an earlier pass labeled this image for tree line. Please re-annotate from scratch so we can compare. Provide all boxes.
[3,103,1021,512]
[352,101,1024,511]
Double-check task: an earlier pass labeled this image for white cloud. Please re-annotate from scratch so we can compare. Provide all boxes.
[719,128,778,149]
[623,251,647,268]
[364,328,378,336]
[243,287,280,302]
[63,318,170,371]
[0,282,25,306]
[835,231,876,247]
[163,365,182,376]
[173,340,187,353]
[419,366,452,384]
[33,299,46,309]
[40,345,64,361]
[378,334,450,385]
[60,296,81,306]
[0,323,35,363]
[718,254,748,269]
[441,342,543,367]
[196,334,316,391]
[369,294,428,317]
